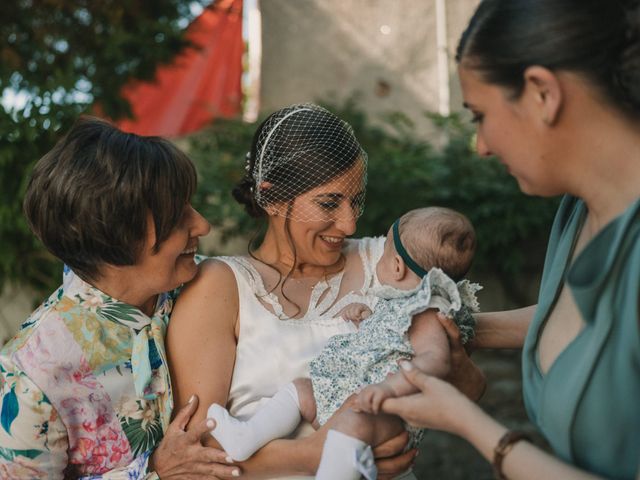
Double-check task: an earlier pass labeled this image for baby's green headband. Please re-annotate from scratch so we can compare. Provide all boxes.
[392,218,429,278]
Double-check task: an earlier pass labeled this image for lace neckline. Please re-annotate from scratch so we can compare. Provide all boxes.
[233,257,348,321]
[227,239,382,324]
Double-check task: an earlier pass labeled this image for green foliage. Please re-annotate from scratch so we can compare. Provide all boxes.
[188,120,259,242]
[0,0,206,293]
[1,0,203,118]
[188,101,560,288]
[0,109,66,292]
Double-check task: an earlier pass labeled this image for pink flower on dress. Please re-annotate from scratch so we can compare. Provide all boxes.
[13,305,135,476]
[95,413,107,429]
[81,419,96,432]
[74,437,95,461]
[93,443,107,459]
[109,435,131,464]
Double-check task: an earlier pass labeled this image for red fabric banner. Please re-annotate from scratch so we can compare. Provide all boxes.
[116,0,243,137]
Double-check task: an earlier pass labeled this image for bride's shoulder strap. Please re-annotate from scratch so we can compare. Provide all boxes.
[348,236,385,289]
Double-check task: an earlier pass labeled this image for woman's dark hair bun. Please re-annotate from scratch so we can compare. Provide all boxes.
[232,174,265,218]
[613,1,640,114]
[457,0,640,120]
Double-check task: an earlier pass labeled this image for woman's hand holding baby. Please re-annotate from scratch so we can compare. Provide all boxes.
[381,361,471,434]
[437,313,486,401]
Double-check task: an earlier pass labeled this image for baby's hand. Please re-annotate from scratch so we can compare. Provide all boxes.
[340,303,372,325]
[355,383,397,414]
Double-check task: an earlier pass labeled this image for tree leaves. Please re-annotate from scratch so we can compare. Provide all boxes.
[1,0,207,293]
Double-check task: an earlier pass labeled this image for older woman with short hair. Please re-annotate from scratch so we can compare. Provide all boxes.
[0,117,237,479]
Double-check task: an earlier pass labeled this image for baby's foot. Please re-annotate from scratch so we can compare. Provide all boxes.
[208,404,262,461]
[208,385,302,461]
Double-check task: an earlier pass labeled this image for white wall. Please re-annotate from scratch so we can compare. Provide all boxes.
[260,0,481,132]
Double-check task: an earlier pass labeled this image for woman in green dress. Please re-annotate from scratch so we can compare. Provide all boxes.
[378,1,640,479]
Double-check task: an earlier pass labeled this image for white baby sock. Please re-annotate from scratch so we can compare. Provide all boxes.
[208,382,302,461]
[316,429,377,480]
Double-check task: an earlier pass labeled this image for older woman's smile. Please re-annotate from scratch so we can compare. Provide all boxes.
[180,245,199,256]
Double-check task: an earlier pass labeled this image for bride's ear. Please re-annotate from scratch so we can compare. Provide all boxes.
[523,66,563,126]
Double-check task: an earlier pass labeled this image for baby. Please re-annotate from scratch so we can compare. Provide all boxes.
[208,207,480,479]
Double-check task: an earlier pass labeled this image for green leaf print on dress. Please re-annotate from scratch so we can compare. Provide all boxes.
[1,386,19,434]
[100,302,149,327]
[119,398,163,457]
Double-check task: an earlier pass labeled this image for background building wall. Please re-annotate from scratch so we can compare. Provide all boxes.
[260,0,481,131]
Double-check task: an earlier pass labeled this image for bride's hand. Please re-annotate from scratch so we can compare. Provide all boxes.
[310,394,416,479]
[373,429,416,480]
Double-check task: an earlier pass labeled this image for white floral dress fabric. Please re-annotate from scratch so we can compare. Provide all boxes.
[310,268,481,448]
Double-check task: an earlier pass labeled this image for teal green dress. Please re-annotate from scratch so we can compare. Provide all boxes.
[522,195,640,480]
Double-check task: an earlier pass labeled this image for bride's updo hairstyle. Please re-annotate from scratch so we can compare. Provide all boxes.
[456,0,640,120]
[232,103,367,222]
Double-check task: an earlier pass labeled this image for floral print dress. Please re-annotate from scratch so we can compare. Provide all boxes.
[0,267,174,479]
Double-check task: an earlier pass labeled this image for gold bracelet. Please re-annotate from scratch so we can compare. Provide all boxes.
[492,430,530,480]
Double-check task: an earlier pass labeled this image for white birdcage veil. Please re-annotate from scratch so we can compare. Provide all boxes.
[245,103,368,222]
